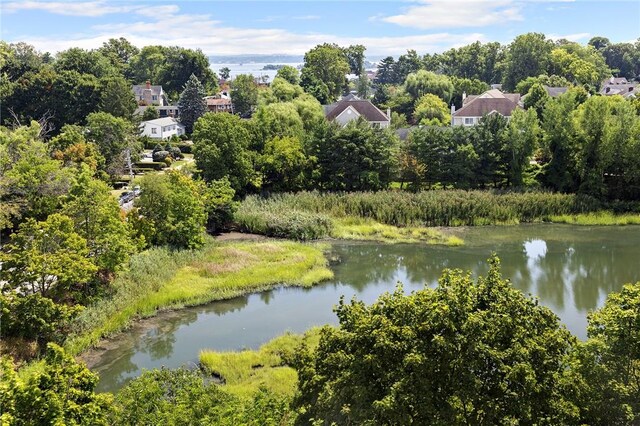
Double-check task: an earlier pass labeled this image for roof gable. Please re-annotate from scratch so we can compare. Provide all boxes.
[326,99,389,122]
[454,90,521,118]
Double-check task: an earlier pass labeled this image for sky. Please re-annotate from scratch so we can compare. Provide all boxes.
[1,0,639,59]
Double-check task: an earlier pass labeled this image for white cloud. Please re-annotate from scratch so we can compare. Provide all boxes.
[5,1,487,56]
[547,32,590,42]
[377,0,523,29]
[1,0,139,17]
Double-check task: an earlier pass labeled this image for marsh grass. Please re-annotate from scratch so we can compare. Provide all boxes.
[237,191,603,230]
[66,239,332,355]
[332,217,463,245]
[199,328,322,399]
[548,212,640,225]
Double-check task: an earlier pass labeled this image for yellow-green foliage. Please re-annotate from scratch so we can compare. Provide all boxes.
[66,238,332,355]
[199,328,322,399]
[548,212,640,225]
[332,217,463,245]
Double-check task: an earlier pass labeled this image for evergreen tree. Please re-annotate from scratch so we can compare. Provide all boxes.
[177,74,207,134]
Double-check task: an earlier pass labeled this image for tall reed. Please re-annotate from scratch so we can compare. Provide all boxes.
[237,190,604,228]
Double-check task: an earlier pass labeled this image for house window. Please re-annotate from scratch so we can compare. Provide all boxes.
[152,95,158,101]
[151,128,157,134]
[464,117,474,125]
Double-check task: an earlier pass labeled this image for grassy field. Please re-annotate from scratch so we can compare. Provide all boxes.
[332,217,463,245]
[548,212,640,225]
[66,238,332,355]
[199,328,322,399]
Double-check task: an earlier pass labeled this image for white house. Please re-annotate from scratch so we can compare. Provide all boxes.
[132,81,168,106]
[140,117,185,140]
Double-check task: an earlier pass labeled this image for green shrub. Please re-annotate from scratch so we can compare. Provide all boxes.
[168,146,183,159]
[235,197,332,240]
[134,162,166,170]
[152,150,170,162]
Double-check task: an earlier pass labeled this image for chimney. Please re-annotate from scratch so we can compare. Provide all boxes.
[462,91,467,102]
[386,108,391,120]
[146,80,151,89]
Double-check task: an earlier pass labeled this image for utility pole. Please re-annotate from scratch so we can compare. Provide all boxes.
[125,148,134,186]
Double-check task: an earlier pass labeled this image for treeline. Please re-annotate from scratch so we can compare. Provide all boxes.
[371,34,640,127]
[375,34,639,90]
[2,259,639,425]
[191,87,640,201]
[0,39,217,129]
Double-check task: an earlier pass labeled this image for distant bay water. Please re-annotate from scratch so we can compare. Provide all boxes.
[210,63,302,83]
[210,62,378,84]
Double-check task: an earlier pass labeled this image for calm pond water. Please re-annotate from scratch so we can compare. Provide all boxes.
[91,224,640,393]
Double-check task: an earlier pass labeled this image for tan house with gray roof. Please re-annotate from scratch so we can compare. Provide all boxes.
[600,77,638,99]
[451,89,521,126]
[132,81,168,106]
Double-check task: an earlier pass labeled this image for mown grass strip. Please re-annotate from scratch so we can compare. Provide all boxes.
[548,212,640,225]
[199,328,322,399]
[331,217,463,245]
[66,238,332,355]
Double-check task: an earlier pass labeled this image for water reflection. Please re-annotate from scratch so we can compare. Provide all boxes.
[92,225,640,393]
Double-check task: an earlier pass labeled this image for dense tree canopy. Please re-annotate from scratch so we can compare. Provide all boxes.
[301,43,350,102]
[294,256,577,425]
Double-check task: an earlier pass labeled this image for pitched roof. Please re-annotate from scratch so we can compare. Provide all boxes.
[543,86,568,97]
[206,98,232,106]
[326,99,389,122]
[454,89,521,117]
[142,117,183,127]
[132,84,164,95]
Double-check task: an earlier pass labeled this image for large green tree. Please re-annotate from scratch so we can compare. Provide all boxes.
[301,43,349,102]
[308,122,398,191]
[0,344,112,425]
[132,171,207,249]
[0,122,71,228]
[230,74,258,117]
[177,73,207,134]
[85,111,135,175]
[573,282,640,425]
[0,214,97,301]
[192,112,254,191]
[293,256,577,425]
[404,70,454,104]
[99,75,137,118]
[502,33,554,91]
[64,166,136,276]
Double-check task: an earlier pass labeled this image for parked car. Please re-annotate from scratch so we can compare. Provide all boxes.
[133,186,141,197]
[119,191,134,204]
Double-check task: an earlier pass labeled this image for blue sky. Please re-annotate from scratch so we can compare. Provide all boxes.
[1,1,639,58]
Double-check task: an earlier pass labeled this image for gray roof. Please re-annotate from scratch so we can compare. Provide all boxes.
[543,86,568,97]
[325,98,389,122]
[141,117,183,127]
[454,89,521,118]
[132,84,164,95]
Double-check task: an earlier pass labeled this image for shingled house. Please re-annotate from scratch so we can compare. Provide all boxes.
[132,81,168,106]
[324,94,391,128]
[451,89,521,126]
[600,77,638,99]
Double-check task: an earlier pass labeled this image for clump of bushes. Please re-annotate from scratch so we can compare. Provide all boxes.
[152,150,170,162]
[235,197,332,240]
